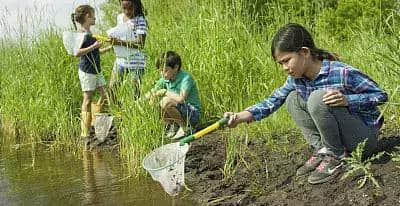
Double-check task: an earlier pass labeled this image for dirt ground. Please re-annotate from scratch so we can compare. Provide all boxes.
[183,129,400,206]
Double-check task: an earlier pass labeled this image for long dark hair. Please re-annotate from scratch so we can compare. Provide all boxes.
[71,5,94,30]
[120,0,145,17]
[271,23,338,61]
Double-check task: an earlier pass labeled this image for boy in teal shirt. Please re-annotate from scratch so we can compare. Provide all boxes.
[146,51,201,139]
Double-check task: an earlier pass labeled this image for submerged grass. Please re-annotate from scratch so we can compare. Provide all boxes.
[0,0,399,175]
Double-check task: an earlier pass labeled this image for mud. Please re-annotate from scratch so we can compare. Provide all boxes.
[85,124,118,151]
[183,131,400,206]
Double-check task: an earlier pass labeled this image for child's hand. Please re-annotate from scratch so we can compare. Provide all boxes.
[144,89,166,105]
[224,112,239,128]
[224,111,254,128]
[92,41,102,49]
[323,90,348,106]
[155,89,167,97]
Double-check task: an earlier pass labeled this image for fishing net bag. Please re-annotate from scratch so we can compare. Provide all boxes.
[62,31,85,56]
[94,113,114,143]
[142,142,190,196]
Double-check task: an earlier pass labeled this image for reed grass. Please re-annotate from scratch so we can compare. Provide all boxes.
[0,0,399,175]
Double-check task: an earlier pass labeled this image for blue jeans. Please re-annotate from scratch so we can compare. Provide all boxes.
[176,103,200,128]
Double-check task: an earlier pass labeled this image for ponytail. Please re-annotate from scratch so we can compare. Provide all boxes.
[71,13,77,31]
[311,48,339,61]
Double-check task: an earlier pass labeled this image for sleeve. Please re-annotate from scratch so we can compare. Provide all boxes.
[180,74,193,92]
[116,14,123,25]
[344,68,388,112]
[154,79,166,90]
[135,16,148,35]
[80,33,90,49]
[245,77,295,121]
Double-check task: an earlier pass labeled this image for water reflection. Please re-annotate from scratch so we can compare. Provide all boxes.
[82,151,119,205]
[0,141,197,206]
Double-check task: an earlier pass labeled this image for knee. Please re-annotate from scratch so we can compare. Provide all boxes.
[286,91,300,114]
[160,96,175,110]
[307,90,329,115]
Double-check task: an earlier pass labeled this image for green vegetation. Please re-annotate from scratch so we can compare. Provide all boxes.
[341,140,385,189]
[392,147,400,169]
[1,0,400,175]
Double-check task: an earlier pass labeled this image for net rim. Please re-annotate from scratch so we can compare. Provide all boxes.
[142,142,189,172]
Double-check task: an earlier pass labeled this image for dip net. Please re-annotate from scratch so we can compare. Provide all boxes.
[62,31,85,56]
[94,113,114,143]
[142,142,190,196]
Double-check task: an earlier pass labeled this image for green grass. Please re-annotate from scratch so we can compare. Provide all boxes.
[1,0,399,175]
[341,140,385,189]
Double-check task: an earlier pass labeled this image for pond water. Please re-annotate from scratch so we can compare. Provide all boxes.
[0,138,197,206]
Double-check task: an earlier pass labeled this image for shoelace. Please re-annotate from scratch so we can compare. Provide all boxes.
[306,156,317,165]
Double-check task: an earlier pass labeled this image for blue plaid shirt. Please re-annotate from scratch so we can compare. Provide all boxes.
[246,60,388,129]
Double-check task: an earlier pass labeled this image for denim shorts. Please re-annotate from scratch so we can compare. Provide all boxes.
[177,103,200,127]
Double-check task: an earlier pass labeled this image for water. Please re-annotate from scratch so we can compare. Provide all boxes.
[0,0,106,40]
[0,140,198,206]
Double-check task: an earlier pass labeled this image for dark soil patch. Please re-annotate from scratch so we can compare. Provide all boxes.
[184,132,400,206]
[85,124,118,151]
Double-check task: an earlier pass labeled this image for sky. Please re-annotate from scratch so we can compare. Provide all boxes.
[0,0,106,39]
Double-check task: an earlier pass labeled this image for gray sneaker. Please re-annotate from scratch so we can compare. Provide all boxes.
[308,155,343,184]
[296,153,324,176]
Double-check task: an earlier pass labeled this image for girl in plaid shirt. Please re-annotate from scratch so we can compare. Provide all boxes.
[224,23,387,185]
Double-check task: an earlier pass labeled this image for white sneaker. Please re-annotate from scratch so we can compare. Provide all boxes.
[171,127,187,140]
[166,124,178,138]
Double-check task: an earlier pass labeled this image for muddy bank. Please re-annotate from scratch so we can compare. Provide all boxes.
[184,131,400,206]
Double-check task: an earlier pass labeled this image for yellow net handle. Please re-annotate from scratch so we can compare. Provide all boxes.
[92,34,111,42]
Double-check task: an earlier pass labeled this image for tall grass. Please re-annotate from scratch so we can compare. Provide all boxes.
[1,0,399,175]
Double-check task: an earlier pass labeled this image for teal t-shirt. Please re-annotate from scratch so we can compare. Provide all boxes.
[155,70,201,112]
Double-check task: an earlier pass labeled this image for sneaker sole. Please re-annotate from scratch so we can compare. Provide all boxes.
[307,169,341,184]
[296,169,313,177]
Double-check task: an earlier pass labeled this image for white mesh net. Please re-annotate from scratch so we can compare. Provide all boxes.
[94,113,114,143]
[62,31,85,56]
[143,142,190,196]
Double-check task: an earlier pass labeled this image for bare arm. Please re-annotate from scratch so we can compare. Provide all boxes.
[224,111,254,128]
[165,89,188,104]
[99,45,113,54]
[110,34,146,49]
[75,41,101,57]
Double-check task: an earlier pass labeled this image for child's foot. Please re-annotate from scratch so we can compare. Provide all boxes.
[296,153,324,176]
[307,155,343,184]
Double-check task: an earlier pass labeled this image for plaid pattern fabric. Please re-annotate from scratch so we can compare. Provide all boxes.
[246,60,388,129]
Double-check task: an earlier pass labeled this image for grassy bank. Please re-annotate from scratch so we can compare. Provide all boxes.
[1,0,399,175]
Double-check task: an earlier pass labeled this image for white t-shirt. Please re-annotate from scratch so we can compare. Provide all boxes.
[108,13,148,69]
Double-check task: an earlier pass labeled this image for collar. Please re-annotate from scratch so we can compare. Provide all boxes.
[319,59,330,75]
[297,59,330,82]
